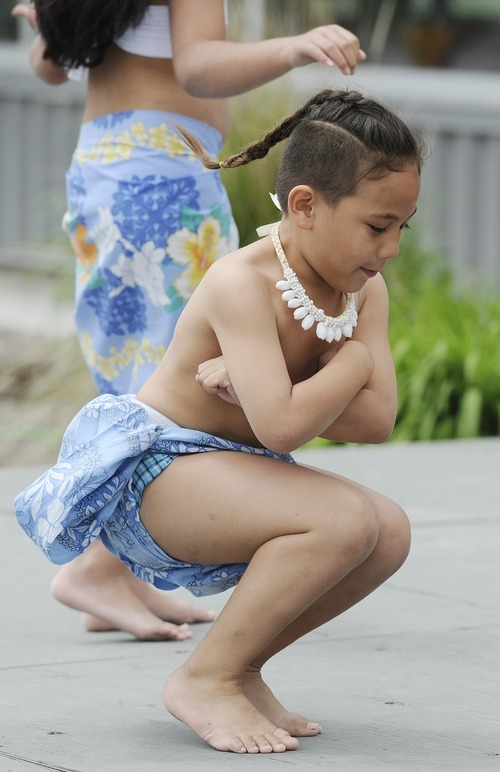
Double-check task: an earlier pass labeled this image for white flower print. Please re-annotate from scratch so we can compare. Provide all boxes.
[109,240,170,307]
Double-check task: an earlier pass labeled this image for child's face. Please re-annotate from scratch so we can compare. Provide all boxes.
[311,164,420,293]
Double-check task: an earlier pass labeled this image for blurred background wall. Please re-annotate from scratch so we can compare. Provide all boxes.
[1,0,500,290]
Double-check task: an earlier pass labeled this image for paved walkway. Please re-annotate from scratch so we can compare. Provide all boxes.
[1,439,499,771]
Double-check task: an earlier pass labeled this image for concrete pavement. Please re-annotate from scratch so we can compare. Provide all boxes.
[1,439,499,771]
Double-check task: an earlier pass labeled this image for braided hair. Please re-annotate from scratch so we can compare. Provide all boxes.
[178,89,427,213]
[34,0,150,68]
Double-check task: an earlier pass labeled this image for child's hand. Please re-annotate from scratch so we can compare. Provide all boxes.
[287,24,366,75]
[12,3,38,30]
[196,356,241,407]
[12,2,67,84]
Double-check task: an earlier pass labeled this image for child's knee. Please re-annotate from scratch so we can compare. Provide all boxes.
[374,499,411,573]
[386,502,411,564]
[319,487,379,565]
[347,491,380,561]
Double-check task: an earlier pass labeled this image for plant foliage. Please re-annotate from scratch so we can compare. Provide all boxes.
[386,235,500,440]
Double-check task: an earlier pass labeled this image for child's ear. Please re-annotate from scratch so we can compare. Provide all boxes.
[287,186,315,229]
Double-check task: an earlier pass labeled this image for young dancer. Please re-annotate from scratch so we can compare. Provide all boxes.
[15,88,424,753]
[13,0,366,640]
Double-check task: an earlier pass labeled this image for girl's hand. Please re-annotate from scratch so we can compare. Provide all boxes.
[287,24,366,75]
[11,3,38,30]
[12,2,67,84]
[196,356,241,407]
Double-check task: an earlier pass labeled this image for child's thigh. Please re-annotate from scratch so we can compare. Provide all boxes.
[300,462,410,551]
[301,462,408,524]
[139,451,370,566]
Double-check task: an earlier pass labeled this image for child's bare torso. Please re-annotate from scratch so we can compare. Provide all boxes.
[137,239,357,447]
[86,45,231,136]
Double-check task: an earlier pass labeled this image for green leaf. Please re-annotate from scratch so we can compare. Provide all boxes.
[456,387,483,438]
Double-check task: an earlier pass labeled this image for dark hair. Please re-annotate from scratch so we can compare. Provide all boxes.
[177,89,427,212]
[34,0,149,68]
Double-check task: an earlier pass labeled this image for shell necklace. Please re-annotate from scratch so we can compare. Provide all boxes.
[271,223,358,343]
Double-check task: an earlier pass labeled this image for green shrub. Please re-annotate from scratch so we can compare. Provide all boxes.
[386,237,500,440]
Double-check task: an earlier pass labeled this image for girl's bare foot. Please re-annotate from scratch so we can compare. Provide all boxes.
[164,666,299,754]
[130,582,216,624]
[82,580,216,632]
[51,557,192,641]
[242,668,322,737]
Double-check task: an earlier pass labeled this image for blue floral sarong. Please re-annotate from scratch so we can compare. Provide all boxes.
[14,395,293,597]
[64,111,238,395]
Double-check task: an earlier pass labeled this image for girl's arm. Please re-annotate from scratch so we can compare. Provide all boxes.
[12,4,67,85]
[198,274,395,447]
[203,261,373,455]
[14,0,364,93]
[318,274,398,444]
[170,0,366,98]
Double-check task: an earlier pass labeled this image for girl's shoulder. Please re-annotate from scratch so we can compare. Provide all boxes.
[199,241,277,314]
[358,271,389,309]
[207,239,273,281]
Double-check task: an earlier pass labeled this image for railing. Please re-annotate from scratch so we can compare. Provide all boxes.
[1,60,500,291]
[0,65,84,269]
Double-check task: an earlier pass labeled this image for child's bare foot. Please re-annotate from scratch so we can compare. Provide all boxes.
[83,579,216,632]
[242,669,322,737]
[164,666,299,753]
[51,559,192,641]
[132,582,216,624]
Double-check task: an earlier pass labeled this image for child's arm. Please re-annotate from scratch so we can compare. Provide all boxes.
[14,0,365,92]
[170,0,366,98]
[203,261,373,455]
[12,4,68,85]
[198,274,394,447]
[318,274,398,444]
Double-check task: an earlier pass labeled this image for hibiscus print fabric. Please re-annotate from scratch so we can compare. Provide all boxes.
[14,395,294,596]
[64,111,238,394]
